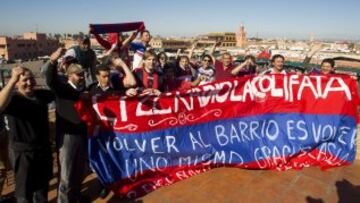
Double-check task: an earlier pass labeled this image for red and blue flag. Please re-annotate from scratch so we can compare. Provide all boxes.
[76,74,359,198]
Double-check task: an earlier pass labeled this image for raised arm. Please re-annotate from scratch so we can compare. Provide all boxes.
[209,41,221,63]
[120,31,139,49]
[175,49,182,60]
[90,26,112,50]
[45,47,66,92]
[112,58,137,88]
[0,67,23,113]
[188,41,198,59]
[303,43,323,71]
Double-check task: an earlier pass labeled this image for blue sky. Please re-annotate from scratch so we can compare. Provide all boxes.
[1,0,359,40]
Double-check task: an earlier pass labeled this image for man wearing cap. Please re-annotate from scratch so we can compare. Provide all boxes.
[45,48,88,203]
[63,36,96,86]
[41,55,78,84]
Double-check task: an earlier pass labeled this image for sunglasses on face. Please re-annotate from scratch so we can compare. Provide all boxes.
[203,59,210,62]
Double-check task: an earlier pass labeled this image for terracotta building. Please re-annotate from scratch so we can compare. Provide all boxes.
[207,32,236,48]
[0,32,59,61]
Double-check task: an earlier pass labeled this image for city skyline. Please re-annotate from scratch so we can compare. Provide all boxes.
[1,0,359,41]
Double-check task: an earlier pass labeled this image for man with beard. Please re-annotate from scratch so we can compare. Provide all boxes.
[45,47,88,203]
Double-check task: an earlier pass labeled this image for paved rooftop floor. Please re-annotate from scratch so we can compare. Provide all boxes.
[2,158,360,203]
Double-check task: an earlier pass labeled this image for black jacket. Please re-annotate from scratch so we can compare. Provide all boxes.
[45,61,87,135]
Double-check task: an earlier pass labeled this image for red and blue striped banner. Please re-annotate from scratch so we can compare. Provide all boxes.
[76,74,359,198]
[89,22,145,34]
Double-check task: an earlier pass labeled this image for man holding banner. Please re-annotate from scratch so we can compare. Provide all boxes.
[89,22,148,70]
[130,30,152,70]
[261,54,288,74]
[76,71,359,199]
[91,25,142,67]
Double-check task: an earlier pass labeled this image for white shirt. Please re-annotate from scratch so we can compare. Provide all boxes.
[197,67,215,85]
[67,81,84,92]
[260,68,287,75]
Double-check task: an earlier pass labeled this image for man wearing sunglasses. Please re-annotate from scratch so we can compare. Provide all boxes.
[193,55,215,86]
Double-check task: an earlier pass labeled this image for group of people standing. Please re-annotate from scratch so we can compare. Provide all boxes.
[0,26,346,203]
